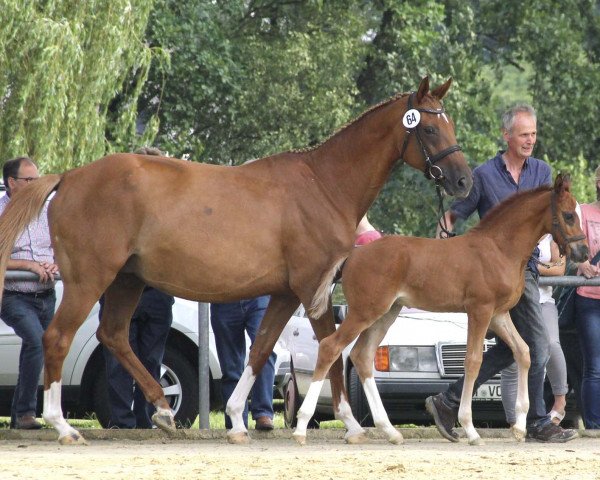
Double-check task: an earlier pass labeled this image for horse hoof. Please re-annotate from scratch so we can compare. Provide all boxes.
[510,426,526,442]
[152,411,176,432]
[227,431,250,444]
[59,432,88,446]
[468,437,485,446]
[345,432,368,444]
[293,433,307,446]
[389,433,404,445]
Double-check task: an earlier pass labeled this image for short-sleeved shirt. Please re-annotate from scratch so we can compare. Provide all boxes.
[0,194,55,292]
[450,151,552,274]
[576,203,600,300]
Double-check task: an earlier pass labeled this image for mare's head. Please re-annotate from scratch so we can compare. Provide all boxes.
[400,76,472,198]
[550,173,588,262]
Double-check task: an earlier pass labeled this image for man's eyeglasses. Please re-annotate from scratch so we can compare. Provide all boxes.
[11,176,38,183]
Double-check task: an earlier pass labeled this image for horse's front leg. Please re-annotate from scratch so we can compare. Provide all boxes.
[490,312,531,441]
[458,311,490,446]
[225,295,299,444]
[308,303,365,444]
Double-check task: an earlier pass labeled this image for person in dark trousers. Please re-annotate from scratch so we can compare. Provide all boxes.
[100,287,174,428]
[425,104,578,443]
[211,296,276,430]
[1,156,58,429]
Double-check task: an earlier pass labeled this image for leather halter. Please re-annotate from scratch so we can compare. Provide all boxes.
[398,92,462,181]
[551,190,586,256]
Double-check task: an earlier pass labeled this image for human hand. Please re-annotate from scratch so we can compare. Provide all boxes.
[579,261,600,279]
[30,261,58,283]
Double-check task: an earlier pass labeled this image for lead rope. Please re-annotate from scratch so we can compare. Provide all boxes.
[435,182,455,239]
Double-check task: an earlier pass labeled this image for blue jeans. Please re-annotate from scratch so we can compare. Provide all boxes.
[444,270,551,429]
[1,290,55,423]
[101,288,174,428]
[210,296,276,429]
[574,294,600,428]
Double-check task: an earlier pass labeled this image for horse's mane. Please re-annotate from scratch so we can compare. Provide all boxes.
[291,92,411,154]
[470,184,552,232]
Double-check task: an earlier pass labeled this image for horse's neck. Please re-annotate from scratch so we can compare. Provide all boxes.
[306,100,409,220]
[471,191,549,261]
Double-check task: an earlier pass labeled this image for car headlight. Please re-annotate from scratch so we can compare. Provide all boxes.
[375,346,438,372]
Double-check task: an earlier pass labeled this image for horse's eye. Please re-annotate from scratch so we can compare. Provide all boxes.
[563,212,575,224]
[424,126,436,135]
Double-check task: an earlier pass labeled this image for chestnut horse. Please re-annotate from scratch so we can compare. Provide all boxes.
[293,174,588,446]
[0,77,471,445]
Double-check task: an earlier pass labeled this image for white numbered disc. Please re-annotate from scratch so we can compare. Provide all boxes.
[402,109,421,129]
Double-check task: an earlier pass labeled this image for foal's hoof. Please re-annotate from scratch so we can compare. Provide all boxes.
[510,425,526,442]
[345,432,368,444]
[389,432,404,445]
[293,433,307,446]
[468,437,485,446]
[59,431,88,446]
[227,431,251,444]
[152,411,176,433]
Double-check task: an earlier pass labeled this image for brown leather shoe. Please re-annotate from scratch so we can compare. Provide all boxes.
[14,415,43,430]
[255,416,274,431]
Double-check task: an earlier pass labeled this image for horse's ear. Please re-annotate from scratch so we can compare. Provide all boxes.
[554,172,572,194]
[416,76,430,103]
[431,77,453,100]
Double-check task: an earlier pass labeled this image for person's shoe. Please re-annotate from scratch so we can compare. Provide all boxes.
[425,393,459,442]
[526,422,578,443]
[255,416,274,431]
[14,415,43,430]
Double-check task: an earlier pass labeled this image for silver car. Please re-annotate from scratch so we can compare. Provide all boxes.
[0,282,289,426]
[278,305,504,428]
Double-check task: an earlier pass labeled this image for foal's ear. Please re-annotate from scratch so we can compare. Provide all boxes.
[431,77,453,100]
[416,76,430,103]
[554,172,572,193]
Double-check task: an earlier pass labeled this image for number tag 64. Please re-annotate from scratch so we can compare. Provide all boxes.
[402,109,421,129]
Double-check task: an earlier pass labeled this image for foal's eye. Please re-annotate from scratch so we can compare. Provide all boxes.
[423,126,436,135]
[563,212,575,224]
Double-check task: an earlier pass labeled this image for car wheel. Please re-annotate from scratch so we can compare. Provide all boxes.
[348,366,374,427]
[283,373,300,428]
[93,344,199,428]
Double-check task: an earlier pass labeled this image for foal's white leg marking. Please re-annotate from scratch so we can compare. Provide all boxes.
[336,396,367,443]
[43,381,86,444]
[512,361,529,441]
[226,366,256,437]
[458,375,482,446]
[362,377,403,444]
[293,380,324,444]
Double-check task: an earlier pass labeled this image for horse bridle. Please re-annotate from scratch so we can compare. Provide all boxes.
[397,92,462,182]
[550,190,586,256]
[397,92,463,239]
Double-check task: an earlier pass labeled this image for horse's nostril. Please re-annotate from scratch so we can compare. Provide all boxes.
[458,177,468,189]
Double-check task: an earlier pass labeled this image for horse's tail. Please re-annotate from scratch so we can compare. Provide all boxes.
[0,174,62,301]
[308,257,348,319]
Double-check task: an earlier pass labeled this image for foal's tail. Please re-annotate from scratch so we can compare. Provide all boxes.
[0,174,62,300]
[309,257,348,319]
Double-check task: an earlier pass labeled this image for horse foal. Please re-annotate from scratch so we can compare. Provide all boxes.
[293,174,588,446]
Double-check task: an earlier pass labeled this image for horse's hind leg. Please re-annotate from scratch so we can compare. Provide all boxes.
[490,312,530,441]
[225,294,299,444]
[96,274,176,432]
[307,302,366,444]
[347,302,404,445]
[43,288,100,445]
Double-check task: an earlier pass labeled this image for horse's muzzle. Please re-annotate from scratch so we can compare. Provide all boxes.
[569,242,589,263]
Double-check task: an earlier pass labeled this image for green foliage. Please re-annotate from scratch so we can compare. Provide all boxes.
[0,0,156,172]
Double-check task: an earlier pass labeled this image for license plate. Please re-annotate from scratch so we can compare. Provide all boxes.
[473,383,501,401]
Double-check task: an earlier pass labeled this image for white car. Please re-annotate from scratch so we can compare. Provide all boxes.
[0,281,288,426]
[278,305,504,427]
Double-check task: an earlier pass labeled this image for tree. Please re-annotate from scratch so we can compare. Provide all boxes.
[0,0,156,172]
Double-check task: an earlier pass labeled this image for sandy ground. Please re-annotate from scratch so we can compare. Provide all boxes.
[2,430,600,480]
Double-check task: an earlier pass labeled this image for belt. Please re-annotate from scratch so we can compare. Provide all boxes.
[3,289,55,299]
